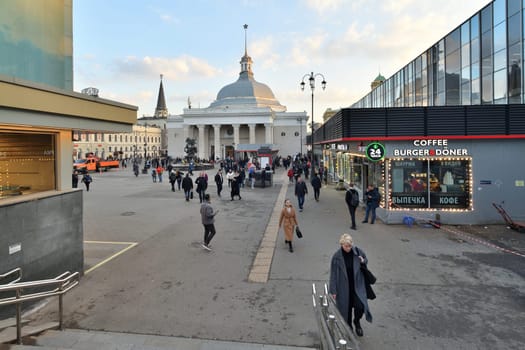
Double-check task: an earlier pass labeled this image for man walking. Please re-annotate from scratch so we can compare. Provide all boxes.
[295,176,308,212]
[311,172,322,201]
[200,194,219,251]
[169,170,177,192]
[214,169,223,197]
[182,173,193,201]
[345,183,360,230]
[363,184,380,224]
[81,172,92,191]
[195,172,208,203]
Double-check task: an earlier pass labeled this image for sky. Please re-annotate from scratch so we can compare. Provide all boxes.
[73,0,490,123]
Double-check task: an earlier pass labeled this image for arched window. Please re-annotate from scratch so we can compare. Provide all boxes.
[294,132,299,136]
[281,132,286,136]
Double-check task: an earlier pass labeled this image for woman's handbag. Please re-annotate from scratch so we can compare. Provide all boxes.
[295,226,303,238]
[357,250,376,299]
[361,264,377,300]
[361,265,376,285]
[365,280,376,300]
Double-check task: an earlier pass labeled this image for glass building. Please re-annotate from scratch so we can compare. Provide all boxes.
[352,0,522,108]
[317,0,525,225]
[0,0,73,90]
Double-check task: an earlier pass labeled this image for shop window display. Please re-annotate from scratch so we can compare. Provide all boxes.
[0,132,56,198]
[389,159,471,209]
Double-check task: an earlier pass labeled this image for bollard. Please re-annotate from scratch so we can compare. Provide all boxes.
[337,339,351,349]
[327,314,336,334]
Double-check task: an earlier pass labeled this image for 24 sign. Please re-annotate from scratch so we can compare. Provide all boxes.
[365,142,385,162]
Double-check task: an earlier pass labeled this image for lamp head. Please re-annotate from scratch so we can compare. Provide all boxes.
[300,81,305,91]
[322,80,327,90]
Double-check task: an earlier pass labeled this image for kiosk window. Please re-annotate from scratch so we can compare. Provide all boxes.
[0,132,56,199]
[390,159,470,209]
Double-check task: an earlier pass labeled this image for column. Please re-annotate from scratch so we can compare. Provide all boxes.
[183,125,190,142]
[248,123,256,144]
[233,124,240,148]
[198,124,205,159]
[213,124,221,161]
[264,123,273,145]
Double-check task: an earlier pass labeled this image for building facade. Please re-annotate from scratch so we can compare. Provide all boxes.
[73,124,162,161]
[352,0,522,108]
[167,31,307,161]
[317,0,525,225]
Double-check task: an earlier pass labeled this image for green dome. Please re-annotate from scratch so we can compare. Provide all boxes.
[374,73,386,82]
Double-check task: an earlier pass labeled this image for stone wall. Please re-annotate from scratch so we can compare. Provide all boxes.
[0,190,84,290]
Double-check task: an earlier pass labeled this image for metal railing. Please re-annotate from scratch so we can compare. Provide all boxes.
[312,283,360,350]
[0,268,22,285]
[0,268,80,344]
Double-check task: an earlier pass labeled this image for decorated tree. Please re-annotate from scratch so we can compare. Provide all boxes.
[184,138,197,162]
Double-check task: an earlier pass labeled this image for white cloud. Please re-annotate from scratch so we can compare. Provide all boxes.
[250,36,281,69]
[115,55,220,81]
[305,0,344,14]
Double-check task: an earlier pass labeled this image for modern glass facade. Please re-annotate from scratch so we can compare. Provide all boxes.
[0,0,73,90]
[352,0,523,108]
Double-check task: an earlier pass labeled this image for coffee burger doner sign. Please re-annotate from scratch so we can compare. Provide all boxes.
[393,139,469,157]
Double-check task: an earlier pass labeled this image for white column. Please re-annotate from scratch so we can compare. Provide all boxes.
[248,123,256,144]
[264,123,273,145]
[198,124,205,159]
[213,124,221,161]
[233,124,240,148]
[183,125,190,141]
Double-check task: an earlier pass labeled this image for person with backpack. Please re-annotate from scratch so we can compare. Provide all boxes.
[363,184,380,224]
[151,168,157,183]
[345,183,360,230]
[81,173,93,191]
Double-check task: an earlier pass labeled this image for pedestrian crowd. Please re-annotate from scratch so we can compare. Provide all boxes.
[74,153,378,338]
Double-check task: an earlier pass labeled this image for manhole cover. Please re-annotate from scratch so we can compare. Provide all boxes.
[120,211,136,216]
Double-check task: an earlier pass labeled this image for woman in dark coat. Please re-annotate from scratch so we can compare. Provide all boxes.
[230,171,242,200]
[329,233,372,337]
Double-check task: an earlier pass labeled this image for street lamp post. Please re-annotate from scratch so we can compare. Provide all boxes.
[300,72,326,178]
[296,117,303,156]
[143,123,148,173]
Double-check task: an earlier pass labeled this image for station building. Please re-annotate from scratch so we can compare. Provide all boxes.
[317,0,525,224]
[167,29,308,162]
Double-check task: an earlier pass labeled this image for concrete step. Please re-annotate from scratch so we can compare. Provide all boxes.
[0,322,59,345]
[31,329,315,350]
[0,345,70,350]
[0,318,30,330]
